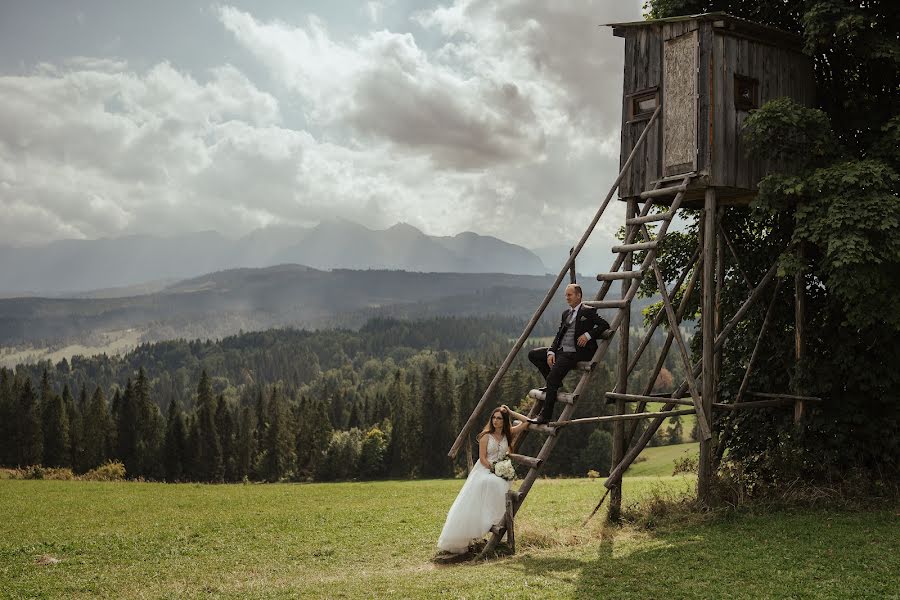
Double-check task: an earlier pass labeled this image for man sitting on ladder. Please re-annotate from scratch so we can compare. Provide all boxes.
[527,283,611,425]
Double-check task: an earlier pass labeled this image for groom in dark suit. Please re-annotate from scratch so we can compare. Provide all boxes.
[527,283,610,424]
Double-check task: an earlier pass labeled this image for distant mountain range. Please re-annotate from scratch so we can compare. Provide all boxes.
[0,264,658,357]
[0,220,549,295]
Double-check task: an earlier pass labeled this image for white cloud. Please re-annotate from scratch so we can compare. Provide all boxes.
[1,0,646,251]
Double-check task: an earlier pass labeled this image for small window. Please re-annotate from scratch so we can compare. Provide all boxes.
[734,75,758,111]
[627,87,659,122]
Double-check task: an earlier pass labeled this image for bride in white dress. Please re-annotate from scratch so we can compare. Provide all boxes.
[437,406,528,554]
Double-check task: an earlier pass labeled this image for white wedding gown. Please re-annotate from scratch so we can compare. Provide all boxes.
[436,434,511,554]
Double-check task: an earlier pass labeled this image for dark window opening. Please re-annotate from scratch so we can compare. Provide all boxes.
[627,88,659,122]
[734,75,759,111]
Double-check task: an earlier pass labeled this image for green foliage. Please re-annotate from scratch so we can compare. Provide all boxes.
[82,461,126,481]
[573,429,613,477]
[642,0,900,486]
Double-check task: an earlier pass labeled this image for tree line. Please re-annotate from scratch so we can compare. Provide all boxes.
[0,316,689,482]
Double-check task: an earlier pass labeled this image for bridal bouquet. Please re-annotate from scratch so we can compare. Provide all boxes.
[491,458,516,481]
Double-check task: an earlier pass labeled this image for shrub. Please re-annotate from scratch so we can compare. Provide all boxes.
[83,461,126,481]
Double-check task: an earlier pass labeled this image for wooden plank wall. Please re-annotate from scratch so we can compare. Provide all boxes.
[619,27,662,199]
[710,33,816,189]
[619,21,704,198]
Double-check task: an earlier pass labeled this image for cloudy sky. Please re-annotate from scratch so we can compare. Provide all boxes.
[0,0,645,250]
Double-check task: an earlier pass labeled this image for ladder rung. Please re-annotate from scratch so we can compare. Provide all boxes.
[626,212,672,225]
[508,453,542,469]
[596,271,643,281]
[640,185,687,199]
[653,172,696,185]
[527,423,557,435]
[489,524,505,535]
[583,300,629,309]
[527,389,576,405]
[612,241,657,253]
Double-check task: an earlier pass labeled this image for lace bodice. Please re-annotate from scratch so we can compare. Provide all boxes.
[486,434,509,463]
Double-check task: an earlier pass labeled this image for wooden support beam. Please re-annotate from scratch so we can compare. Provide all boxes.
[699,188,718,504]
[505,492,515,554]
[552,409,696,428]
[610,198,636,523]
[610,259,782,489]
[625,248,700,379]
[584,300,629,309]
[735,280,783,403]
[625,246,703,447]
[640,185,687,199]
[508,453,542,469]
[448,105,662,459]
[597,271,643,281]
[569,247,576,284]
[607,392,698,406]
[626,212,672,226]
[613,241,658,254]
[634,218,710,441]
[745,391,822,402]
[794,243,807,424]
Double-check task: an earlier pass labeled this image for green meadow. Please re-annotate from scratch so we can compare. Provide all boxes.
[1,451,897,599]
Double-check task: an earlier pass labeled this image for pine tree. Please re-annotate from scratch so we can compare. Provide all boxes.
[0,369,15,466]
[236,405,256,480]
[17,378,42,466]
[215,395,238,482]
[116,380,140,476]
[42,390,70,468]
[164,397,187,482]
[296,396,331,477]
[264,386,296,481]
[195,371,223,482]
[65,385,84,473]
[83,386,113,471]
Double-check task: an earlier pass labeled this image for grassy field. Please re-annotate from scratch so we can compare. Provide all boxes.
[1,472,897,599]
[626,442,699,477]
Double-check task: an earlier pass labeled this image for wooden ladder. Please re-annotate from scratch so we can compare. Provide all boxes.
[474,173,710,559]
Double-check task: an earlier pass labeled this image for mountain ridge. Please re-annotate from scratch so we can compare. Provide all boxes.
[0,221,548,294]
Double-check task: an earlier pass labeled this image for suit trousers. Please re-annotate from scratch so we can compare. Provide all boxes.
[527,347,591,421]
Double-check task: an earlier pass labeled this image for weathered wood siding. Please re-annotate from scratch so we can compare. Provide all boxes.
[619,26,662,199]
[709,32,816,189]
[619,20,700,198]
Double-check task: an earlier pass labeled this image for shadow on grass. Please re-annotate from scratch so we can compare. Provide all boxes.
[508,509,897,598]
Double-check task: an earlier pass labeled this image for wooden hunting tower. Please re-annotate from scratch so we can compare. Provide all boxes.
[611,13,815,205]
[447,14,821,560]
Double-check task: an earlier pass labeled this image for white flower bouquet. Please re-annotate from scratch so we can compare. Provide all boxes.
[491,458,516,481]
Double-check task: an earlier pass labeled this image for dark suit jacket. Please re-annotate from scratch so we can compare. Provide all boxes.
[550,304,611,356]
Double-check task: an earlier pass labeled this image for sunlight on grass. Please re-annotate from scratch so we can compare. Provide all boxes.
[1,478,896,598]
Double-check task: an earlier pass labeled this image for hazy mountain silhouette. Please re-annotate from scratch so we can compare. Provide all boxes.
[0,221,547,295]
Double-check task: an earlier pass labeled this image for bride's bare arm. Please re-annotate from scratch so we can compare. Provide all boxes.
[501,405,529,434]
[478,435,492,469]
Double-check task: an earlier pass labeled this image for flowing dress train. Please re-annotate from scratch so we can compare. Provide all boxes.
[436,434,510,554]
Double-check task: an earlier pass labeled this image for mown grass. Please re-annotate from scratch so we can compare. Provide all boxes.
[1,476,896,599]
[626,441,699,477]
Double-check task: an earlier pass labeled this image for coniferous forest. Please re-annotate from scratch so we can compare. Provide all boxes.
[0,316,689,483]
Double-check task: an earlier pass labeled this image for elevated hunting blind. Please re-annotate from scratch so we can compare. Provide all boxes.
[611,13,815,205]
[446,13,821,560]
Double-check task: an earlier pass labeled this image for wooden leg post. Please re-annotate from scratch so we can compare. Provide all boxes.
[609,199,636,522]
[794,243,806,424]
[698,187,717,505]
[505,492,515,554]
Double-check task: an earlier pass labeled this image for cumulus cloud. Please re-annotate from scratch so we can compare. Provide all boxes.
[1,0,645,250]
